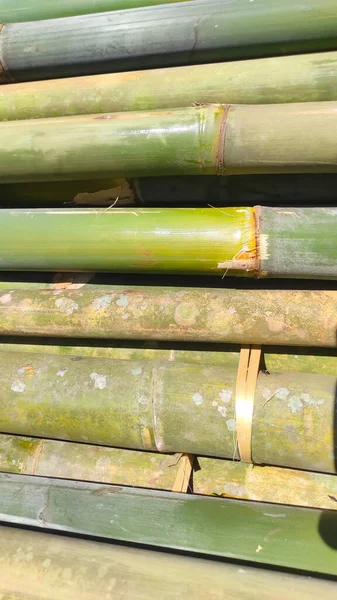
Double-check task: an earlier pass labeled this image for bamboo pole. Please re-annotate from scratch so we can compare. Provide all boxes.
[3,173,337,208]
[0,0,191,23]
[0,207,336,278]
[1,526,335,600]
[194,459,337,510]
[1,1,337,83]
[1,473,337,576]
[0,431,336,510]
[1,285,336,347]
[0,350,336,472]
[1,51,337,120]
[0,434,179,490]
[1,104,337,182]
[1,342,336,376]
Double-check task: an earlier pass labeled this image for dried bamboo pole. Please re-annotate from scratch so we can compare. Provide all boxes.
[0,350,336,472]
[1,525,335,599]
[1,285,336,347]
[1,473,337,576]
[1,51,337,120]
[1,1,337,82]
[0,207,336,278]
[1,104,337,182]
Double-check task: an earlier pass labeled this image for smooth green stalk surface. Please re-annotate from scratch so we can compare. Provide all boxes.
[0,473,337,575]
[1,51,337,119]
[1,1,337,82]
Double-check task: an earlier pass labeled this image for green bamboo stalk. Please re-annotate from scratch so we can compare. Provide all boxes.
[194,459,337,510]
[1,104,337,182]
[1,473,337,575]
[1,51,337,120]
[3,173,337,208]
[0,0,191,23]
[0,434,179,489]
[0,207,336,278]
[1,285,336,347]
[1,342,336,376]
[0,350,336,472]
[0,431,336,510]
[1,526,335,600]
[1,1,337,83]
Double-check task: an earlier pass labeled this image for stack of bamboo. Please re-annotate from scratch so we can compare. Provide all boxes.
[0,0,337,595]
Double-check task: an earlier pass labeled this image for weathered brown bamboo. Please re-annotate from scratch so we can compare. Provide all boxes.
[1,526,335,599]
[1,104,337,182]
[0,286,336,347]
[0,350,336,473]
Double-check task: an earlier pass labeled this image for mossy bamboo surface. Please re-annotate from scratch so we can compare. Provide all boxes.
[0,0,191,22]
[0,434,179,489]
[0,350,336,472]
[1,51,337,120]
[0,432,336,510]
[195,459,337,510]
[0,207,336,278]
[1,1,337,82]
[1,104,337,182]
[3,173,337,208]
[1,527,335,600]
[1,343,337,376]
[1,473,337,575]
[1,285,336,347]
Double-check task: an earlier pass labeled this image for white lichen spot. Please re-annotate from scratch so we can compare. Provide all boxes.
[294,355,299,359]
[212,401,218,407]
[255,545,263,553]
[262,388,272,400]
[288,395,303,413]
[138,395,149,405]
[238,568,246,574]
[228,306,237,314]
[11,381,25,393]
[17,367,26,376]
[55,297,79,316]
[57,370,67,377]
[0,293,12,305]
[122,313,129,320]
[226,418,236,432]
[116,295,129,308]
[275,387,290,400]
[90,372,107,390]
[218,405,227,418]
[300,393,324,407]
[91,295,112,310]
[219,389,232,403]
[192,393,203,406]
[42,558,51,568]
[131,367,143,376]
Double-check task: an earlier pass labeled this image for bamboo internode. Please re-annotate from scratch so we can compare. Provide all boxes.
[1,104,337,182]
[1,51,337,120]
[1,1,337,82]
[1,285,336,346]
[0,207,336,278]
